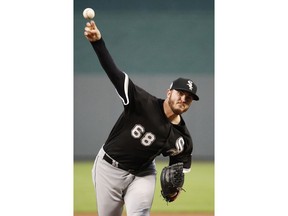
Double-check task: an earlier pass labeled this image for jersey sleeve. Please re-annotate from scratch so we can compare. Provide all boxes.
[91,38,129,105]
[169,134,193,173]
[169,153,192,173]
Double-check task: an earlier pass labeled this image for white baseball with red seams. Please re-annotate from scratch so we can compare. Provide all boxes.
[83,8,95,19]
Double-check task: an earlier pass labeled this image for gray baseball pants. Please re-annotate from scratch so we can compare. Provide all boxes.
[92,147,157,216]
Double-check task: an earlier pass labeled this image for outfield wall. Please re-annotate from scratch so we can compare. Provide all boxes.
[74,0,214,160]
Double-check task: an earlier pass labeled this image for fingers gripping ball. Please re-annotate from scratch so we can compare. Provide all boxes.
[160,163,185,202]
[83,8,95,20]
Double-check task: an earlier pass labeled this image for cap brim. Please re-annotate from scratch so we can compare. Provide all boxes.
[191,94,199,101]
[173,88,199,101]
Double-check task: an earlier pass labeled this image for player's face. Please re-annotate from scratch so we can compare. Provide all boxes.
[168,90,193,115]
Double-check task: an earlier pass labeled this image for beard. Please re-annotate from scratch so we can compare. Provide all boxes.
[168,97,189,115]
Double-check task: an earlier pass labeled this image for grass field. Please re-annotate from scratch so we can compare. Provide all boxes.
[74,160,214,213]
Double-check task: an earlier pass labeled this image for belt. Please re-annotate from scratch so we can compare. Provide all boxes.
[103,153,135,173]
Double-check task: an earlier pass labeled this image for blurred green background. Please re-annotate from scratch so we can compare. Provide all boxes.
[74,0,214,75]
[74,160,214,213]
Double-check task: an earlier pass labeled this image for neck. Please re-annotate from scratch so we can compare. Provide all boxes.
[163,99,181,125]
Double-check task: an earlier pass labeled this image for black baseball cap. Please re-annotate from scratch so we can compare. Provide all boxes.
[169,78,199,101]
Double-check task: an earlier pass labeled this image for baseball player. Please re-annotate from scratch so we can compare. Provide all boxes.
[84,20,199,216]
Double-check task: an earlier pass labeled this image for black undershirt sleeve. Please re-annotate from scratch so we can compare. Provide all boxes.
[91,38,126,98]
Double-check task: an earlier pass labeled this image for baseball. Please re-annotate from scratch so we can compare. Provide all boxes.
[83,8,95,20]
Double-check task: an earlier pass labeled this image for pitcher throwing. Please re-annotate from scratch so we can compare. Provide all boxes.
[84,18,199,216]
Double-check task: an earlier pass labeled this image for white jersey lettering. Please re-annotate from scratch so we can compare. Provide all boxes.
[167,136,185,156]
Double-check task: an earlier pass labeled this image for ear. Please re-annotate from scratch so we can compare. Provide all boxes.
[166,89,172,98]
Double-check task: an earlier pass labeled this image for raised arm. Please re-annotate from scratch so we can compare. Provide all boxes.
[84,20,127,101]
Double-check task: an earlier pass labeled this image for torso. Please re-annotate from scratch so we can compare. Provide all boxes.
[103,79,193,172]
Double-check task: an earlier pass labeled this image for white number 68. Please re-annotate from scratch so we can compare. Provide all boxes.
[131,124,156,146]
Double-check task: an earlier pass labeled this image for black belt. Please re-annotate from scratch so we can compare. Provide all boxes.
[103,153,135,173]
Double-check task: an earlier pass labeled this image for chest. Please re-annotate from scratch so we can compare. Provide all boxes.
[127,110,190,154]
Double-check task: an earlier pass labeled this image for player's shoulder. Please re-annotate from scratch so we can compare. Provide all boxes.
[128,78,158,101]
